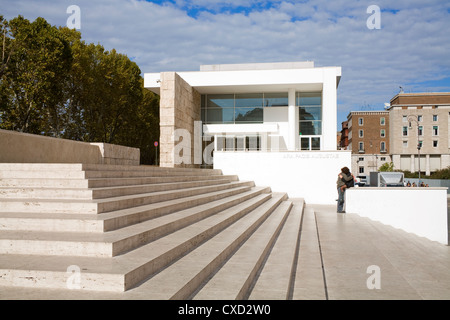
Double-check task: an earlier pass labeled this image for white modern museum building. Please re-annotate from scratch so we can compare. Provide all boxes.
[144,61,351,204]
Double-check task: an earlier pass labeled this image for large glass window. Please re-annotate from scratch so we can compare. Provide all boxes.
[264,92,288,107]
[298,92,322,136]
[204,94,235,124]
[201,93,287,124]
[234,93,263,123]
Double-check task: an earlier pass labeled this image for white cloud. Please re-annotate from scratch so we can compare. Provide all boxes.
[2,0,450,125]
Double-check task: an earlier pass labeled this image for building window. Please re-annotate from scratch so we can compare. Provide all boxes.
[300,136,321,151]
[433,140,438,148]
[358,118,364,126]
[359,142,364,152]
[402,126,408,136]
[359,167,365,174]
[380,117,385,125]
[433,115,438,122]
[418,126,423,136]
[403,141,408,148]
[380,157,386,161]
[402,115,408,122]
[264,92,288,107]
[418,115,423,122]
[380,142,386,152]
[380,129,385,137]
[298,92,322,136]
[419,141,423,148]
[202,92,290,124]
[359,129,364,138]
[432,126,439,136]
[358,157,364,162]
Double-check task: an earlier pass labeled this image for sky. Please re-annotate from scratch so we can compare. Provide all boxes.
[2,0,450,127]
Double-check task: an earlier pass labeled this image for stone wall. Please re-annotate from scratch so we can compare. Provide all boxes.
[0,129,140,165]
[159,72,201,168]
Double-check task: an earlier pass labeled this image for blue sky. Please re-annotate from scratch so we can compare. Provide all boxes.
[2,0,450,128]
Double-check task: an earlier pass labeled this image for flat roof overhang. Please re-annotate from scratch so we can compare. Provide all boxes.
[144,67,341,95]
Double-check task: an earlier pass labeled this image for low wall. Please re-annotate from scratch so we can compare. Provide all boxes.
[346,187,448,245]
[213,150,352,205]
[0,129,140,165]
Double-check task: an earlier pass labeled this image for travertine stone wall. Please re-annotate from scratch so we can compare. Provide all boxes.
[0,129,140,165]
[159,72,201,168]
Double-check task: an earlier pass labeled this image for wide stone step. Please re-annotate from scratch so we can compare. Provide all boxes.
[0,193,279,291]
[0,178,234,200]
[0,187,270,233]
[0,181,255,214]
[0,164,222,180]
[0,192,272,257]
[193,199,293,300]
[0,174,238,189]
[130,194,287,299]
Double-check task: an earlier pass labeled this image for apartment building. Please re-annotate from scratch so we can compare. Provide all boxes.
[347,111,390,176]
[388,92,450,175]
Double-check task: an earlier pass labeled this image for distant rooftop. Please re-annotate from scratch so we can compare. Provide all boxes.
[200,61,315,72]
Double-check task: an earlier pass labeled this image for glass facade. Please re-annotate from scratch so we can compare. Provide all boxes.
[201,93,288,124]
[201,91,323,151]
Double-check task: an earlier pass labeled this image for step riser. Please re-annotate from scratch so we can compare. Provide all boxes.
[84,170,223,179]
[0,171,86,179]
[0,188,93,200]
[96,181,255,214]
[0,179,89,189]
[0,182,255,214]
[87,175,239,188]
[0,176,238,189]
[103,186,267,231]
[0,240,112,257]
[0,217,103,233]
[0,179,233,200]
[0,269,124,292]
[0,201,98,214]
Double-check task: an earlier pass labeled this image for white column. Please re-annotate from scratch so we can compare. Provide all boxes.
[322,68,338,151]
[288,88,297,151]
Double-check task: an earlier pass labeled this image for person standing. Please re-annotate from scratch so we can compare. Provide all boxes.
[337,167,353,213]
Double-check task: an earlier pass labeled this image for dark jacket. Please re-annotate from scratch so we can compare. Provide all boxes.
[337,172,353,188]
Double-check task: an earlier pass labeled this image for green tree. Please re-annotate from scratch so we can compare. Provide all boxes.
[379,162,394,172]
[0,16,72,135]
[1,16,160,164]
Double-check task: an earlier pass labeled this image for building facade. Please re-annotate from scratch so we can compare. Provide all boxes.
[347,111,391,176]
[144,61,342,167]
[388,92,450,175]
[144,62,351,205]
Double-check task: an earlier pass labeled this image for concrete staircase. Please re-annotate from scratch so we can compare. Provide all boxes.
[0,163,305,299]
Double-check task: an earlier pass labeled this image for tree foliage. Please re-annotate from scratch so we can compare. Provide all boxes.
[0,16,159,164]
[378,162,394,172]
